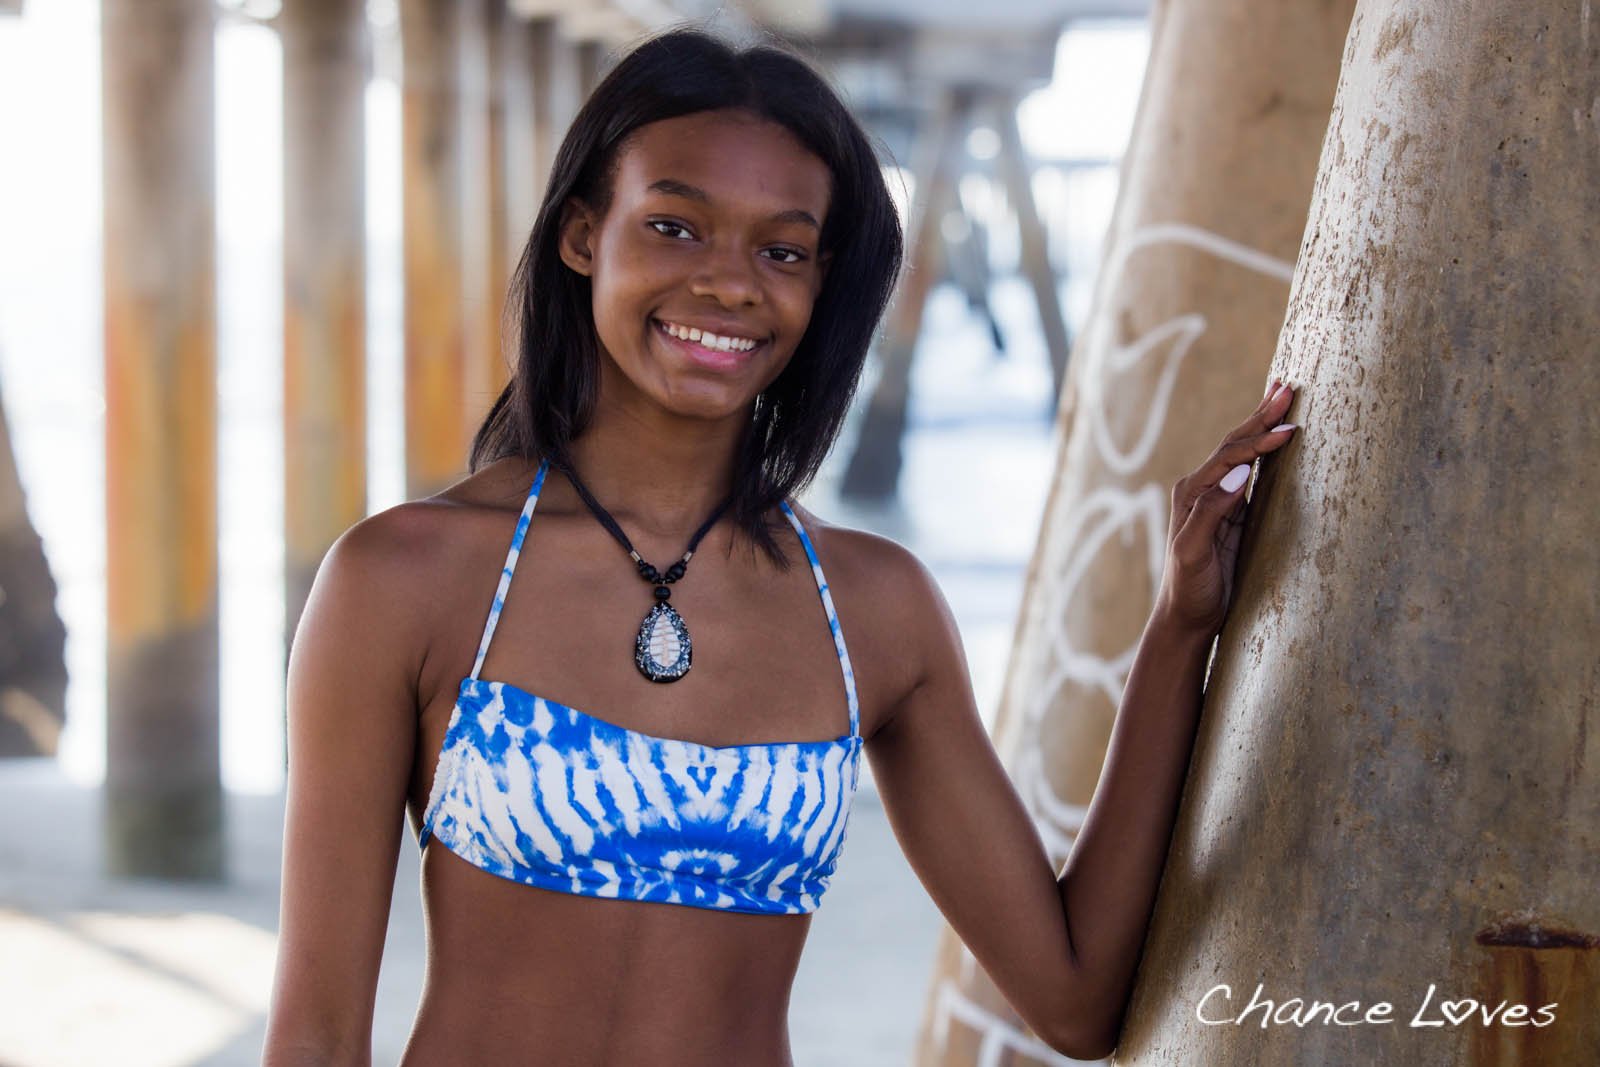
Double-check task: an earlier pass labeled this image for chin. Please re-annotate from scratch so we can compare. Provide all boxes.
[657,387,757,422]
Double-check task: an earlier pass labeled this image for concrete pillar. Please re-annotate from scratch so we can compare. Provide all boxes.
[0,380,67,757]
[473,0,535,406]
[459,0,497,430]
[400,0,469,496]
[576,39,607,98]
[100,0,223,880]
[494,10,541,385]
[1118,1,1600,1062]
[281,0,369,662]
[531,20,585,193]
[913,1,1356,1061]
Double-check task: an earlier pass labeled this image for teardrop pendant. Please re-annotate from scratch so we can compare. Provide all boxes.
[635,600,692,683]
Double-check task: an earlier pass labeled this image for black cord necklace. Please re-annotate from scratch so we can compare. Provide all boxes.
[552,455,734,683]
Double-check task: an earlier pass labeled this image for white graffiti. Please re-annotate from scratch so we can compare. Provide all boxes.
[1107,222,1297,284]
[1084,223,1294,477]
[925,222,1294,1063]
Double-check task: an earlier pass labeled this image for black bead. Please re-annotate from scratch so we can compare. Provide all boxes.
[665,561,687,581]
[654,585,671,600]
[638,562,660,582]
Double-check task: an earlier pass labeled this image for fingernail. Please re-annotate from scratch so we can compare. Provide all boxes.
[1263,378,1278,400]
[1270,423,1297,433]
[1220,463,1251,493]
[1271,382,1291,403]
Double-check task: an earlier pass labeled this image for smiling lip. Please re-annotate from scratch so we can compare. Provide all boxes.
[652,317,767,371]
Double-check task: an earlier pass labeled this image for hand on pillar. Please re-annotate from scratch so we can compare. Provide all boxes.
[1156,379,1298,636]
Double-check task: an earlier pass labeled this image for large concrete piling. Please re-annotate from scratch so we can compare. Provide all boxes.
[1115,2,1600,1061]
[100,0,223,880]
[400,0,470,496]
[281,0,369,659]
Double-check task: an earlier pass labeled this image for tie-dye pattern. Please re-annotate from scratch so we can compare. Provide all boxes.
[419,457,863,915]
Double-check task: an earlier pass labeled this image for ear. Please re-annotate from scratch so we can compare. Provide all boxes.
[557,196,598,278]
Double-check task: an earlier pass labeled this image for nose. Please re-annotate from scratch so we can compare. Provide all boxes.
[688,241,761,308]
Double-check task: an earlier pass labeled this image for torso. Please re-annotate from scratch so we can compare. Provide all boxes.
[394,457,915,1066]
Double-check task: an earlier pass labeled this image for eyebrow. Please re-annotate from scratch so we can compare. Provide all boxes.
[646,178,821,231]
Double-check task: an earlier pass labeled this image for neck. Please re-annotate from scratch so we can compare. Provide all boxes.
[558,392,750,543]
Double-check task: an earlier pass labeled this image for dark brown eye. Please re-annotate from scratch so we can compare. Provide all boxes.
[763,247,806,264]
[648,220,693,240]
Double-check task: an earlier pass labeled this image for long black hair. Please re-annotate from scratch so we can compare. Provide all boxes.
[468,23,904,569]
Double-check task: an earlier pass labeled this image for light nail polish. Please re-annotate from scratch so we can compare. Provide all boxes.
[1220,463,1252,493]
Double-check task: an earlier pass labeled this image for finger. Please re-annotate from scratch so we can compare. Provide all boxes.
[1225,381,1296,446]
[1188,423,1296,494]
[1175,466,1252,567]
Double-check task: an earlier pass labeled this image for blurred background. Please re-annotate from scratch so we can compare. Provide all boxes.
[0,0,1150,1062]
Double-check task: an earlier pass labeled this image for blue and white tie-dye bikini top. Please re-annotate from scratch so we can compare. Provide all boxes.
[418,457,863,915]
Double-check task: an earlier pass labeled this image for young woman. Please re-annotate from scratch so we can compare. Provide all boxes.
[264,25,1298,1066]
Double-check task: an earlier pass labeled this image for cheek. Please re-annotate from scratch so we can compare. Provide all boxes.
[778,280,821,338]
[587,252,660,340]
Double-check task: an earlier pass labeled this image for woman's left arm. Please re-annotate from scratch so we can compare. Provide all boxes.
[864,381,1298,1059]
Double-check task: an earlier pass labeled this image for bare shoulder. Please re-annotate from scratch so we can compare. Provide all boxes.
[784,502,936,602]
[783,503,958,738]
[300,467,528,698]
[314,497,466,623]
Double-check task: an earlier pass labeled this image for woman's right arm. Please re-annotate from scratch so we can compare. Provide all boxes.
[263,510,430,1065]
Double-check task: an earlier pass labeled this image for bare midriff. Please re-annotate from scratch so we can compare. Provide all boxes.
[399,842,812,1066]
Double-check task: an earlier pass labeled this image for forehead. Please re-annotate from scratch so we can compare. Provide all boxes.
[610,110,831,220]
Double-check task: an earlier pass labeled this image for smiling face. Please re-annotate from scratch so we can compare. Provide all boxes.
[557,108,833,422]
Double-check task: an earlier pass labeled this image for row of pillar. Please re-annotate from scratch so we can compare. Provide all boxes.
[102,0,606,878]
[841,82,1073,500]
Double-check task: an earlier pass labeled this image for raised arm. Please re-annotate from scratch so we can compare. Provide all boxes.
[263,509,432,1065]
[866,382,1298,1059]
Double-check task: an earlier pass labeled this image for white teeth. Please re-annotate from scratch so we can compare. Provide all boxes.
[661,320,758,352]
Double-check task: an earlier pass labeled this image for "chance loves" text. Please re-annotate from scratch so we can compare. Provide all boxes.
[1195,983,1558,1029]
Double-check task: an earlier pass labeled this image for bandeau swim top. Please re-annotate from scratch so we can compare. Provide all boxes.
[418,457,863,915]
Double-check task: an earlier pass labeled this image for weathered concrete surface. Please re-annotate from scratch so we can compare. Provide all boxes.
[100,0,223,879]
[485,1,534,404]
[400,0,470,496]
[282,0,368,658]
[913,1,1356,1062]
[1115,1,1600,1063]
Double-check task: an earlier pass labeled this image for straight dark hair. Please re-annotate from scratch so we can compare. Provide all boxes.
[468,23,904,569]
